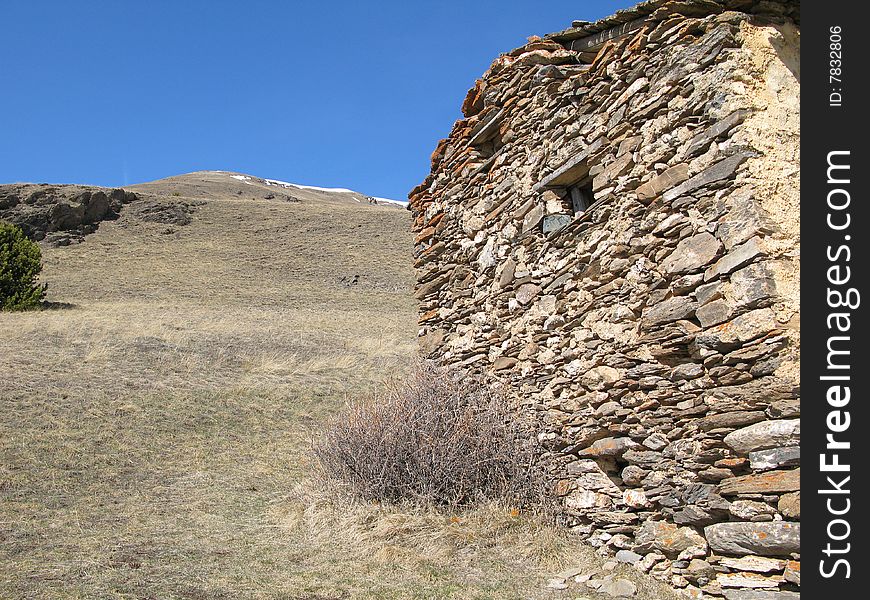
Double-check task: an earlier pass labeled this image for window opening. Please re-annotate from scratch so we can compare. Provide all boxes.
[568,180,593,215]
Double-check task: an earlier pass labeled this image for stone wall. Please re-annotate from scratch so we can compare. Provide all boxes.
[408,1,800,598]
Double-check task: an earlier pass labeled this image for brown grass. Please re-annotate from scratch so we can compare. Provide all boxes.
[0,179,678,599]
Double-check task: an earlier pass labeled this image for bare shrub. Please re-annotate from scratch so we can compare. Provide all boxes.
[312,361,547,507]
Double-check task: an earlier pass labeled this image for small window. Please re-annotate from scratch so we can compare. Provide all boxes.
[534,153,597,216]
[540,179,595,235]
[474,135,503,159]
[567,180,593,215]
[534,153,598,236]
[540,180,594,235]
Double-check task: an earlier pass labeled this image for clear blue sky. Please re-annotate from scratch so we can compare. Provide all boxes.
[1,1,633,200]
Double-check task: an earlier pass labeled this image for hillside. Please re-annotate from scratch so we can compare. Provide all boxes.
[0,174,676,599]
[126,170,408,207]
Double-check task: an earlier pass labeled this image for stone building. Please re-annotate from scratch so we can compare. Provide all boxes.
[408,0,800,597]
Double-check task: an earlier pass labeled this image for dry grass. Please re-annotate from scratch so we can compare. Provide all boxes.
[0,181,678,599]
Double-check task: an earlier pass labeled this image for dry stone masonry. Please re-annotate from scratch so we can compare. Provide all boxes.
[408,1,800,598]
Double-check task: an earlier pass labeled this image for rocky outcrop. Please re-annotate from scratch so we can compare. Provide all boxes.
[125,197,201,226]
[408,1,799,598]
[0,183,138,246]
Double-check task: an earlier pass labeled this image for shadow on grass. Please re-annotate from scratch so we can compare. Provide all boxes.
[40,300,77,311]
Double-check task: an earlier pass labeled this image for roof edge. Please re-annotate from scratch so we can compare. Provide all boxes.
[545,0,798,44]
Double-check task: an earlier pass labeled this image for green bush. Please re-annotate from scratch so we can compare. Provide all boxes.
[1,222,47,311]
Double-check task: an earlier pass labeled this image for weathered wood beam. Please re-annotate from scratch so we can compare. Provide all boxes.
[532,138,603,193]
[468,108,504,146]
[565,17,648,52]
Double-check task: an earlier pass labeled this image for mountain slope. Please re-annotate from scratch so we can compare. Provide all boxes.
[0,171,676,599]
[127,170,407,207]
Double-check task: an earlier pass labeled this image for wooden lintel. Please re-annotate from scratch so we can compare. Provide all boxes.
[468,108,504,146]
[566,17,647,52]
[532,138,603,193]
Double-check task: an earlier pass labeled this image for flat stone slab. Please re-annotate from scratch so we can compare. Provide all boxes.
[685,109,749,157]
[663,153,749,202]
[778,491,800,519]
[722,591,800,600]
[616,549,643,564]
[696,298,732,327]
[724,419,800,454]
[719,468,800,496]
[533,139,604,191]
[598,578,638,597]
[578,436,638,458]
[643,296,698,326]
[717,572,783,589]
[749,446,801,471]
[635,163,690,201]
[719,556,787,573]
[636,520,708,558]
[662,232,722,274]
[515,283,542,305]
[705,521,800,556]
[696,307,778,350]
[697,410,766,432]
[705,236,764,281]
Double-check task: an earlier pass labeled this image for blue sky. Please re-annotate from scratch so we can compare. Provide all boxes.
[1,1,633,200]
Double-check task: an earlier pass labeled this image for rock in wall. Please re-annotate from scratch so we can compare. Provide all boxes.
[408,1,800,597]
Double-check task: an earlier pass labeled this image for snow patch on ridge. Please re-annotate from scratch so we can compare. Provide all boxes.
[230,174,254,185]
[222,172,406,204]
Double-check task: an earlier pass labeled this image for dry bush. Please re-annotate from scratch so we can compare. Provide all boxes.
[313,361,547,507]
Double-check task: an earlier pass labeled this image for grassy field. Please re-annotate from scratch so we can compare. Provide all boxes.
[1,177,677,599]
